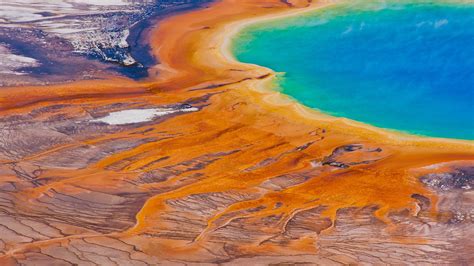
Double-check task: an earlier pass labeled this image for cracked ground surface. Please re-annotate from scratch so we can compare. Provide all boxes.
[0,0,473,265]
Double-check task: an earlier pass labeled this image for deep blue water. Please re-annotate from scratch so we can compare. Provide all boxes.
[233,1,474,140]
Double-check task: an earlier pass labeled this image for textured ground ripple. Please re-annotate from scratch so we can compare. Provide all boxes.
[0,0,473,265]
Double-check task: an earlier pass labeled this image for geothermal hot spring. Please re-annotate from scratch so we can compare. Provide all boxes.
[233,1,474,140]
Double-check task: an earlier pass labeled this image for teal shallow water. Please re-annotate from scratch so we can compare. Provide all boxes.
[233,1,474,140]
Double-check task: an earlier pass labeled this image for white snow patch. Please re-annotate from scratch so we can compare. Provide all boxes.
[91,107,198,125]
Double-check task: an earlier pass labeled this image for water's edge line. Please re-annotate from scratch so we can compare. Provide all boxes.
[217,1,474,145]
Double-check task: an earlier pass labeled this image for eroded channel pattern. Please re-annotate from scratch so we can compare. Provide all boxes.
[0,0,473,265]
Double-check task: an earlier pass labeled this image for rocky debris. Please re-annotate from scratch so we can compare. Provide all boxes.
[420,167,474,191]
[417,165,474,228]
[0,27,111,85]
[0,0,214,85]
[449,211,470,224]
[1,1,150,67]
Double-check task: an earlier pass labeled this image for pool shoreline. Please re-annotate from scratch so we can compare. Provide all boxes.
[222,1,474,143]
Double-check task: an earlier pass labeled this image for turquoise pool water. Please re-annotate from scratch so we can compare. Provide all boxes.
[233,1,474,140]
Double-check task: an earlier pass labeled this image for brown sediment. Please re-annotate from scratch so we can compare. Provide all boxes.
[0,0,473,265]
